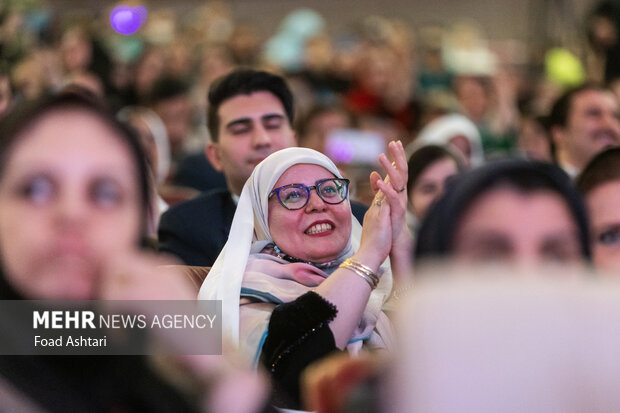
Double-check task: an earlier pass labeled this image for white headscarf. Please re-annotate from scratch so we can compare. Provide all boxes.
[411,113,484,167]
[199,147,392,347]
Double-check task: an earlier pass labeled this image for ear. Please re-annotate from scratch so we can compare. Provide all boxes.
[205,143,223,172]
[291,130,298,146]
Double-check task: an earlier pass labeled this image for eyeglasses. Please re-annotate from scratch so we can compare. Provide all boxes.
[269,178,350,210]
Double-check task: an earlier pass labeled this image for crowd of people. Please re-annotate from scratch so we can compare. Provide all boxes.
[2,1,620,412]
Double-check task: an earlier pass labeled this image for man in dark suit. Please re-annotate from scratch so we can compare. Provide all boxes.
[158,69,367,266]
[158,69,298,266]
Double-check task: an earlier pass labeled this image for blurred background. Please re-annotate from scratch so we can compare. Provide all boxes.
[44,0,598,46]
[1,0,617,203]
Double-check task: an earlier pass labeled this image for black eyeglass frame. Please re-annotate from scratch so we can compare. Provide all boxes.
[269,178,350,210]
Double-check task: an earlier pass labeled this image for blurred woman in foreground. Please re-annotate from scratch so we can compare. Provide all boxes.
[0,91,269,412]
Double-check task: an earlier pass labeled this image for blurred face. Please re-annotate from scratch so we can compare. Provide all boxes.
[135,49,165,97]
[356,45,400,96]
[154,95,191,151]
[127,115,158,178]
[454,77,488,122]
[453,188,582,266]
[556,90,620,171]
[268,164,351,263]
[0,109,142,299]
[301,110,349,154]
[315,111,350,133]
[518,117,553,162]
[200,47,234,86]
[591,16,617,48]
[61,30,92,72]
[207,91,297,195]
[409,157,459,219]
[586,181,620,272]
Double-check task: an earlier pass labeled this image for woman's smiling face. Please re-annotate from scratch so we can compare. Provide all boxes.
[267,164,352,263]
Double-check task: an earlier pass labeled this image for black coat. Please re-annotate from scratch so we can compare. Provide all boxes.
[158,189,236,267]
[0,273,198,413]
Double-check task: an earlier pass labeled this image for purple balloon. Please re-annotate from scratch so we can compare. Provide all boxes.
[110,5,141,35]
[133,6,148,25]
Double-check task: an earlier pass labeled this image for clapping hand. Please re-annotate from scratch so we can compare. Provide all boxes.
[369,140,413,281]
[370,140,409,245]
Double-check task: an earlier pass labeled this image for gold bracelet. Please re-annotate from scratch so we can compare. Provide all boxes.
[353,260,380,286]
[347,259,375,277]
[343,258,379,285]
[343,266,376,289]
[339,258,380,289]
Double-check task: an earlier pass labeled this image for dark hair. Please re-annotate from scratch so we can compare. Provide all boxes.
[548,83,610,129]
[0,91,152,239]
[576,147,620,195]
[406,144,466,194]
[415,159,591,261]
[148,76,190,105]
[207,69,294,142]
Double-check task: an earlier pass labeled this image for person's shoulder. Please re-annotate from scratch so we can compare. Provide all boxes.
[161,189,234,221]
[173,152,228,192]
[170,189,232,211]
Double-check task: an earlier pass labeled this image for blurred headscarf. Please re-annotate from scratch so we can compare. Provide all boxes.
[411,113,484,167]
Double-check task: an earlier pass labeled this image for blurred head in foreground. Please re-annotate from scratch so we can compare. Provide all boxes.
[0,91,151,299]
[383,270,620,413]
[415,159,590,267]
